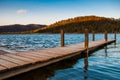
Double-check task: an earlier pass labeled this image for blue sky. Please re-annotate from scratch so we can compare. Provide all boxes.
[0,0,120,26]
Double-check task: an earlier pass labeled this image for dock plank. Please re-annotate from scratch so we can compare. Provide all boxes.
[0,59,18,69]
[26,51,55,58]
[32,50,64,57]
[20,51,53,58]
[28,51,62,58]
[40,50,66,57]
[15,52,52,62]
[44,47,84,55]
[19,51,53,59]
[0,55,30,66]
[4,54,36,63]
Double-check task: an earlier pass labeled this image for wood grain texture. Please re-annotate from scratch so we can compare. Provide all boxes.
[0,59,18,69]
[4,54,36,63]
[0,55,29,66]
[15,52,52,62]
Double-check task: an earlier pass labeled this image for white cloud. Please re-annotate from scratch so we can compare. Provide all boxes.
[16,9,27,14]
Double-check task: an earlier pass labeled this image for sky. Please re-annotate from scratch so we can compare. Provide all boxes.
[0,0,120,26]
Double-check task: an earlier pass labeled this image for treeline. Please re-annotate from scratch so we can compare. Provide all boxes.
[0,24,46,34]
[36,16,120,33]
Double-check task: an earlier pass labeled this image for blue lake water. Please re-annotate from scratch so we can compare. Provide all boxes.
[0,34,116,52]
[1,34,120,80]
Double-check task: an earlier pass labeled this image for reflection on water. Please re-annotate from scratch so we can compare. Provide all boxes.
[105,45,107,57]
[3,34,120,80]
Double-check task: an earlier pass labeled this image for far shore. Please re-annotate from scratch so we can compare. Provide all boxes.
[0,32,119,34]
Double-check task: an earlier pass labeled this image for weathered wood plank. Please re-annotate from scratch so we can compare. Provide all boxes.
[45,49,74,55]
[35,50,64,57]
[4,54,36,63]
[0,55,30,66]
[15,52,52,62]
[89,40,106,48]
[44,47,84,55]
[41,50,66,56]
[29,51,61,58]
[19,51,52,59]
[18,52,54,61]
[0,59,18,69]
[26,51,55,58]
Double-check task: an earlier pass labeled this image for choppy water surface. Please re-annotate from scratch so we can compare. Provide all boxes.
[0,34,115,52]
[1,34,120,80]
[0,34,84,52]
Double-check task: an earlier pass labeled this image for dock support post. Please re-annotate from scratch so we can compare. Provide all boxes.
[61,29,64,47]
[84,29,89,72]
[92,31,95,41]
[85,29,89,49]
[84,56,88,72]
[104,31,108,41]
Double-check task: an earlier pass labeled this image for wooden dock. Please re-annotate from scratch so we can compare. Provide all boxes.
[0,39,115,80]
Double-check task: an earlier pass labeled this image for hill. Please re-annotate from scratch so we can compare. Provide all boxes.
[0,24,46,33]
[36,15,120,33]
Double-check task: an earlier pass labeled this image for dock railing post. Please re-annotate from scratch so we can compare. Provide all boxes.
[61,29,64,47]
[104,31,108,41]
[85,29,89,49]
[84,29,89,70]
[92,31,95,41]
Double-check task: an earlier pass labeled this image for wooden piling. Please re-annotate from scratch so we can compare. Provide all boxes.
[84,57,88,72]
[61,29,64,47]
[104,31,108,41]
[84,29,89,69]
[92,31,95,41]
[85,29,89,49]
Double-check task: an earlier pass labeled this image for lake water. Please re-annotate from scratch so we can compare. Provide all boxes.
[1,34,120,80]
[0,34,116,53]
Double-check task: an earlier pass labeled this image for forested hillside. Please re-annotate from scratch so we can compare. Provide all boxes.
[0,24,45,33]
[36,16,120,33]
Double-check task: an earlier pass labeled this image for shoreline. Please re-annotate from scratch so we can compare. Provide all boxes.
[0,32,119,35]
